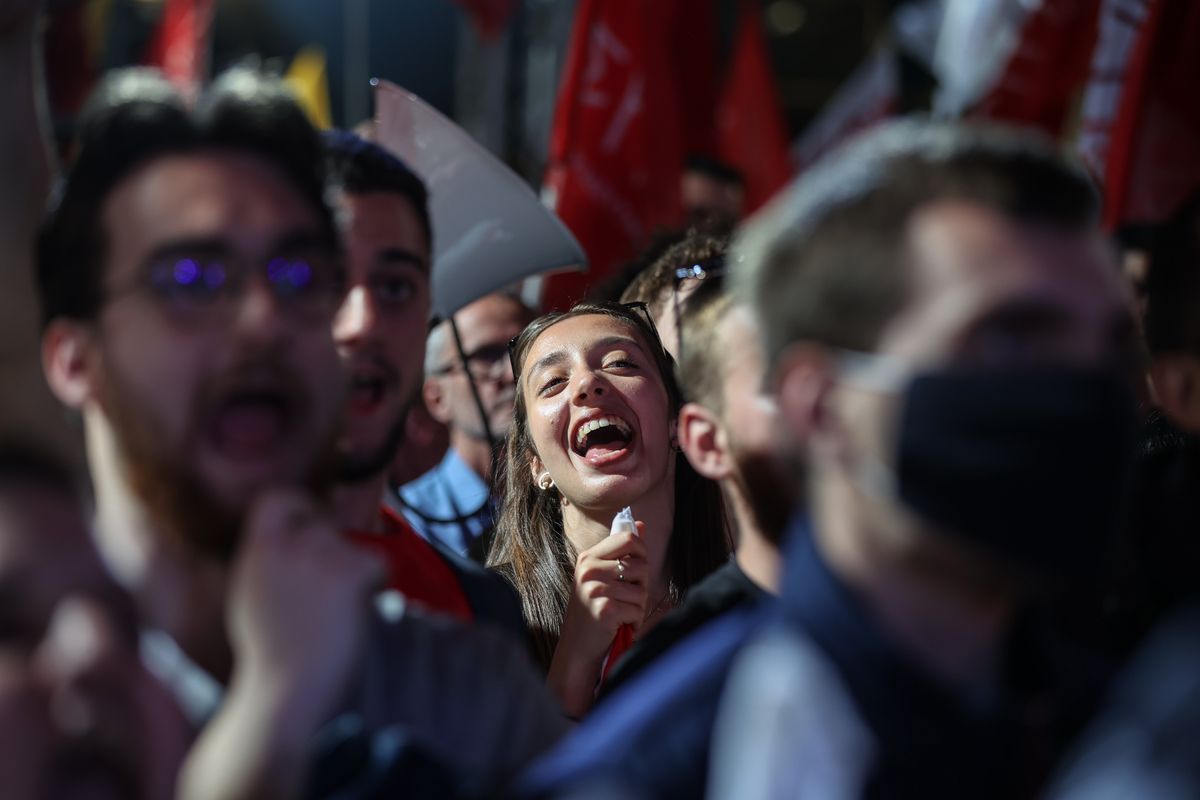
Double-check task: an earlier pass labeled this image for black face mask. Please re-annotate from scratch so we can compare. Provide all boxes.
[891,365,1139,578]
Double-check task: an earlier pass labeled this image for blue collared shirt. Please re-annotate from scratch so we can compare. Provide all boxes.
[396,449,494,557]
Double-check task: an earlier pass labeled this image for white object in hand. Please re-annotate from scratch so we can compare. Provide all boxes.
[610,506,637,537]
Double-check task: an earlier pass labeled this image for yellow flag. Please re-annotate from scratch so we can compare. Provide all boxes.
[285,46,332,130]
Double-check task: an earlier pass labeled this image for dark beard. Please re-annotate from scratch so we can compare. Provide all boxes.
[336,389,417,485]
[729,447,797,546]
[101,357,338,563]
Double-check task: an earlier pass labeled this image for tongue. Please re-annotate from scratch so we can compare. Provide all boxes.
[583,428,631,463]
[214,402,285,457]
[585,441,626,458]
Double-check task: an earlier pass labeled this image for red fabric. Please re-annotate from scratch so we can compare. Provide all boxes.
[451,0,519,41]
[601,624,636,685]
[1075,1,1152,203]
[142,0,216,92]
[673,2,719,159]
[540,0,713,311]
[1101,0,1200,227]
[346,507,474,623]
[969,0,1101,137]
[1101,0,1162,228]
[716,0,793,213]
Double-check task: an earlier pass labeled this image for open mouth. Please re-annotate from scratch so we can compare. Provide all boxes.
[349,374,388,415]
[207,389,293,460]
[571,414,635,465]
[346,361,397,417]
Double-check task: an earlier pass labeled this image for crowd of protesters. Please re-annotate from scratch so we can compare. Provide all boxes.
[5,1,1200,798]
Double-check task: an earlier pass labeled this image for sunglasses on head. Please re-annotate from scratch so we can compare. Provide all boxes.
[672,255,727,362]
[673,255,726,285]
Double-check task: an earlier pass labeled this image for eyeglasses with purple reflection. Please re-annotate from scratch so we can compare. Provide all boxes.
[106,241,345,322]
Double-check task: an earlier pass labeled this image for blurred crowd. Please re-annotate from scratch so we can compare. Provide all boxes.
[5,1,1200,798]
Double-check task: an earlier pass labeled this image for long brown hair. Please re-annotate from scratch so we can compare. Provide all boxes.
[487,302,730,667]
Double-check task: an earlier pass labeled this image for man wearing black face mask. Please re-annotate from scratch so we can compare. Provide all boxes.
[707,120,1141,799]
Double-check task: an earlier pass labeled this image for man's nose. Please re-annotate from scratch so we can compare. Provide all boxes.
[230,279,292,347]
[497,353,517,385]
[333,285,376,346]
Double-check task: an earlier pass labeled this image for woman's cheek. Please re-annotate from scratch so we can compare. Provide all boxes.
[628,383,671,434]
[531,399,569,457]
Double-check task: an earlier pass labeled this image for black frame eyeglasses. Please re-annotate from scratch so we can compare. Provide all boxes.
[431,342,512,381]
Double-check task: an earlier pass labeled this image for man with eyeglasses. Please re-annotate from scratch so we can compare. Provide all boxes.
[398,292,533,559]
[36,67,566,797]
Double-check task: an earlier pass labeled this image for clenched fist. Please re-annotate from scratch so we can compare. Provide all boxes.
[228,488,385,714]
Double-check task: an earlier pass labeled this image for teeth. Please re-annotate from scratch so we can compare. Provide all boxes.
[575,415,631,449]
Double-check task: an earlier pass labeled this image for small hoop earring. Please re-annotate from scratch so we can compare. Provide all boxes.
[537,473,555,491]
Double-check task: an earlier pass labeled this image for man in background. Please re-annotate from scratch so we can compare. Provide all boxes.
[711,120,1140,798]
[398,292,533,560]
[619,230,727,362]
[326,131,525,631]
[600,285,792,696]
[1112,192,1200,646]
[681,154,745,234]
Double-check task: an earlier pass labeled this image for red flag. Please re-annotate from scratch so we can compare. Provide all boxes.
[1090,0,1200,227]
[716,0,792,213]
[143,0,216,93]
[673,1,719,159]
[539,0,706,311]
[1076,0,1151,189]
[451,0,519,41]
[969,0,1101,136]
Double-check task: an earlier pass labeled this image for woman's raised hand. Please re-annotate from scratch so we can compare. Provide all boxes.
[548,523,649,716]
[570,525,650,653]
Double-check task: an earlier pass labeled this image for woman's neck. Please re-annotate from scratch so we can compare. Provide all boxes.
[561,485,675,598]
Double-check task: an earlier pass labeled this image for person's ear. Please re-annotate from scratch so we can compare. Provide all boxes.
[678,402,732,481]
[1150,354,1200,434]
[423,376,453,425]
[42,320,97,409]
[528,453,545,484]
[773,342,837,455]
